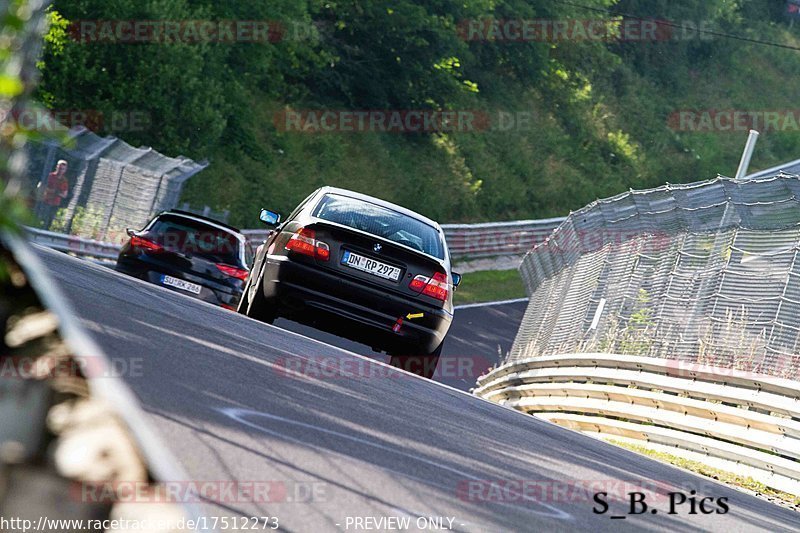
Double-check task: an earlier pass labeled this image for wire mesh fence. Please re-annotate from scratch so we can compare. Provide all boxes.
[22,127,207,243]
[508,173,800,379]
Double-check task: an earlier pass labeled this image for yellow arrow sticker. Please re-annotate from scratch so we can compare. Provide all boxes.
[406,312,424,320]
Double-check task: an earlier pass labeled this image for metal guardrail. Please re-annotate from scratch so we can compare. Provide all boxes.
[28,216,567,262]
[25,226,120,260]
[443,217,566,258]
[243,217,567,260]
[475,353,800,496]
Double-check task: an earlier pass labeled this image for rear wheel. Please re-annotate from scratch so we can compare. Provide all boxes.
[242,265,277,324]
[236,274,251,315]
[389,341,443,379]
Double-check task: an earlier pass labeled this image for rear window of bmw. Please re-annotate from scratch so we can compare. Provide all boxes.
[312,194,444,259]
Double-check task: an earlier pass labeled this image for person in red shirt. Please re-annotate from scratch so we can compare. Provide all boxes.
[37,160,69,228]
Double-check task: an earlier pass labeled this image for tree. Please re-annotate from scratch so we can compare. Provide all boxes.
[38,0,233,157]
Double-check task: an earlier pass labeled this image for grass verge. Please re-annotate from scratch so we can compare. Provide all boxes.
[607,439,800,509]
[453,269,526,306]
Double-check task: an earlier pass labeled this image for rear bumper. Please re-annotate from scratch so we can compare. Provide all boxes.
[261,256,452,353]
[116,255,242,308]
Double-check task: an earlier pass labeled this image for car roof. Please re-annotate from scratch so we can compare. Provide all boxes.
[313,187,442,230]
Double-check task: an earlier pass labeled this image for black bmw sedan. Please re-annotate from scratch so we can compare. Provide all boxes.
[238,187,461,378]
[116,210,251,310]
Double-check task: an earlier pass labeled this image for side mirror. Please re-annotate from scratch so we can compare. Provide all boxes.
[452,272,462,288]
[125,228,135,237]
[259,209,281,227]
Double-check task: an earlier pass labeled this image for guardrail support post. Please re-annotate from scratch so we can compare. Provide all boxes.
[735,130,760,179]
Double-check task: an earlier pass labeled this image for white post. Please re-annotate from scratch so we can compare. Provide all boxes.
[735,129,760,179]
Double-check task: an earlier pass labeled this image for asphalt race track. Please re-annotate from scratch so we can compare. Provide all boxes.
[37,246,799,532]
[274,300,527,392]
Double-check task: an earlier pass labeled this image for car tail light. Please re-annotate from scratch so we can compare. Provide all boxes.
[285,228,330,261]
[424,272,450,301]
[409,275,428,292]
[130,235,163,252]
[409,271,449,301]
[215,264,249,281]
[315,241,330,261]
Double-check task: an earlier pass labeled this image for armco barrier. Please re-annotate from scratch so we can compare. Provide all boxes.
[28,216,567,262]
[25,226,120,260]
[475,174,800,499]
[475,353,800,495]
[442,218,566,258]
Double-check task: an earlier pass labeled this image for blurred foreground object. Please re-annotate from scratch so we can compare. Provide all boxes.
[1,231,191,530]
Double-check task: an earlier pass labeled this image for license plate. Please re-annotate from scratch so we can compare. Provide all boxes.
[161,275,202,294]
[341,250,401,281]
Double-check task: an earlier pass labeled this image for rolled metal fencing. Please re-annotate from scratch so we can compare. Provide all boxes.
[476,173,800,497]
[510,173,800,374]
[24,127,207,242]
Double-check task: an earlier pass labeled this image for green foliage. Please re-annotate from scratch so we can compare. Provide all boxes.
[617,288,656,355]
[629,288,655,327]
[0,190,33,234]
[307,1,479,109]
[33,1,800,226]
[69,206,104,239]
[37,0,231,156]
[2,0,50,232]
[453,269,526,305]
[48,207,69,232]
[595,288,656,355]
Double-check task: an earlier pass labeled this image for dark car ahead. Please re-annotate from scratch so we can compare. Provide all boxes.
[116,210,251,310]
[238,187,461,378]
